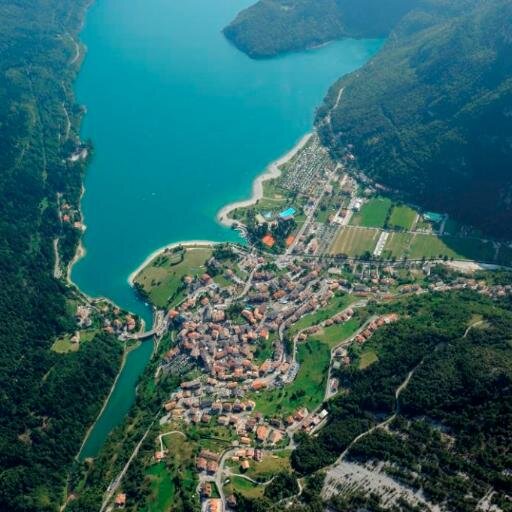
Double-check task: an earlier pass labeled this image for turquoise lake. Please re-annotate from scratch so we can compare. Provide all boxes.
[74,0,382,458]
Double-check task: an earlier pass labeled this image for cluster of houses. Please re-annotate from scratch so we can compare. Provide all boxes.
[160,258,342,424]
[280,135,333,195]
[353,314,400,345]
[59,200,84,231]
[72,301,139,344]
[108,242,512,511]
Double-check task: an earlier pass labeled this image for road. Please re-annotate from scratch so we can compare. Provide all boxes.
[124,310,167,340]
[285,182,326,256]
[100,415,158,512]
[324,311,373,402]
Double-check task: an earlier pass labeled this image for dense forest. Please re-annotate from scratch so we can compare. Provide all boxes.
[0,2,123,510]
[223,0,427,58]
[225,0,512,238]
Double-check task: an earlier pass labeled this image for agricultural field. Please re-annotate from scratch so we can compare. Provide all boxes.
[382,232,414,259]
[409,235,496,262]
[329,226,380,256]
[382,232,500,264]
[388,205,417,231]
[253,341,330,417]
[351,197,392,228]
[134,246,212,308]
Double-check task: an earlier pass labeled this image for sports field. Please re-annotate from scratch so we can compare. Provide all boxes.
[350,197,392,228]
[388,205,417,230]
[381,232,413,259]
[329,226,380,256]
[410,235,496,262]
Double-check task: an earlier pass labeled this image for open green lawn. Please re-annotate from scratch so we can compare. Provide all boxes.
[288,293,357,338]
[358,349,379,369]
[224,476,264,500]
[388,205,417,231]
[245,451,291,481]
[329,226,380,256]
[51,329,99,354]
[351,197,392,228]
[253,332,276,364]
[253,340,330,417]
[313,317,361,349]
[135,246,212,308]
[145,463,174,512]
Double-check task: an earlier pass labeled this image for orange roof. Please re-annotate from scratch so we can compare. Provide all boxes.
[251,379,267,390]
[262,234,276,248]
[285,235,295,247]
[115,493,126,505]
[256,425,268,441]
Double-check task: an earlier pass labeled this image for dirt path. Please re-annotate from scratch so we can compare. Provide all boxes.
[53,238,62,279]
[329,359,424,466]
[464,319,485,338]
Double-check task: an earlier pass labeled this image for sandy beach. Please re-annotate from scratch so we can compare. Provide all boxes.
[216,132,313,227]
[127,133,313,283]
[127,240,218,286]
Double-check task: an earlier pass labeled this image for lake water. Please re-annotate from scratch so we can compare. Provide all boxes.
[74,0,382,458]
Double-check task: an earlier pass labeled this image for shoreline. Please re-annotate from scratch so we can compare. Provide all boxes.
[127,240,219,286]
[127,132,313,287]
[216,132,313,228]
[76,342,131,461]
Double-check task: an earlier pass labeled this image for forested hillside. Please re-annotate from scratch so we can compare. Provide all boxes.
[318,0,512,238]
[223,0,427,58]
[0,2,123,510]
[225,0,512,238]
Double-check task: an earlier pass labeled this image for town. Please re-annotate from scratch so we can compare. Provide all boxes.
[94,135,512,512]
[96,233,512,512]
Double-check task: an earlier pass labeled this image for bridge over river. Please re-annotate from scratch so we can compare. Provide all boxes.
[122,310,167,340]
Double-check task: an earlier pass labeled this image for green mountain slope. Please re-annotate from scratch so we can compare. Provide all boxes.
[223,0,426,58]
[0,2,123,510]
[317,0,512,238]
[225,0,512,238]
